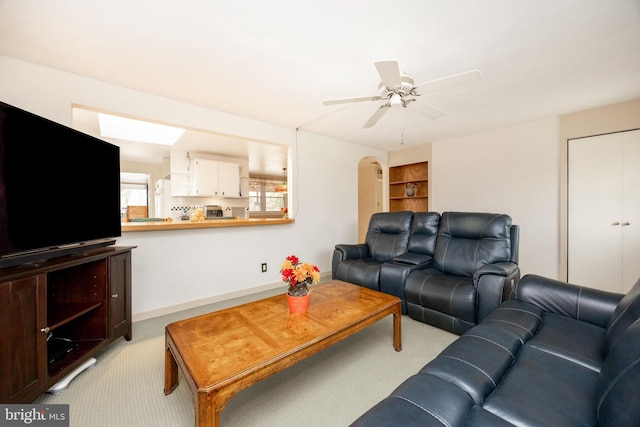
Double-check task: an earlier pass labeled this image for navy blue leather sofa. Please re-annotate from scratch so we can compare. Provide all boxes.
[332,211,520,334]
[351,274,640,427]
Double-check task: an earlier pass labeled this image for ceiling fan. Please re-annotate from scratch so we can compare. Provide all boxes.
[323,60,481,128]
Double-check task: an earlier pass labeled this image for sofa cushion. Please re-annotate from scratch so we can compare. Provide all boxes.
[604,276,640,356]
[433,212,512,277]
[350,374,475,427]
[481,299,544,344]
[406,211,439,255]
[405,269,476,324]
[483,346,599,427]
[527,312,605,372]
[596,318,640,427]
[419,323,522,404]
[365,211,413,262]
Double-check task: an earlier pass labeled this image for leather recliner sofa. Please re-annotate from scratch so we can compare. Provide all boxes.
[332,211,440,313]
[351,274,640,427]
[404,212,520,334]
[332,211,519,333]
[332,211,416,295]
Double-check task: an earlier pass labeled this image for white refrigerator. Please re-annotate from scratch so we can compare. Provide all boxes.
[154,179,171,218]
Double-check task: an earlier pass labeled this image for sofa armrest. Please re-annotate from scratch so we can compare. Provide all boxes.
[392,252,433,267]
[511,274,623,327]
[334,243,369,260]
[331,244,369,278]
[474,262,521,322]
[473,261,520,284]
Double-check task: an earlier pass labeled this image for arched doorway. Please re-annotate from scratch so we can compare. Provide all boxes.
[358,157,384,243]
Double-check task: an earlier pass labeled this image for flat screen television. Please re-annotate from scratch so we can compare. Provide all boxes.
[0,100,121,269]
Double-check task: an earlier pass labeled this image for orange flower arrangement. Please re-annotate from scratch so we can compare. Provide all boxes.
[280,255,320,296]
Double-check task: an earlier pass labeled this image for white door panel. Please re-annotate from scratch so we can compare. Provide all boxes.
[568,133,623,292]
[622,130,640,292]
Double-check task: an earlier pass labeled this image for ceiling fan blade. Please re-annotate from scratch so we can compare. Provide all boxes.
[408,99,445,120]
[323,95,381,106]
[374,60,402,89]
[362,104,390,128]
[414,70,481,95]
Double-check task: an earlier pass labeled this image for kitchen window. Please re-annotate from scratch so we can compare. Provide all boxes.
[120,172,149,218]
[249,177,286,215]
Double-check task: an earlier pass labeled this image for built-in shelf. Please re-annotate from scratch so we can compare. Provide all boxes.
[389,161,429,212]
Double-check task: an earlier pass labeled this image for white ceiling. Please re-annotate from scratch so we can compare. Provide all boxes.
[1,1,639,164]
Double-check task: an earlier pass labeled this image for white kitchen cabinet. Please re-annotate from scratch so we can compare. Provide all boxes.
[170,172,194,196]
[217,161,241,197]
[194,159,240,197]
[194,159,218,196]
[568,129,640,293]
[169,152,194,196]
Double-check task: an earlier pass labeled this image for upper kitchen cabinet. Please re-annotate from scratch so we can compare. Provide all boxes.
[194,159,240,197]
[170,173,194,197]
[193,158,217,196]
[169,151,194,196]
[217,161,242,197]
[169,151,244,198]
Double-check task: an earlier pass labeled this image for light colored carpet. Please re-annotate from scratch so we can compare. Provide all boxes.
[35,288,457,426]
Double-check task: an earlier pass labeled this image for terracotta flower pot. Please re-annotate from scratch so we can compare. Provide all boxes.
[287,292,311,313]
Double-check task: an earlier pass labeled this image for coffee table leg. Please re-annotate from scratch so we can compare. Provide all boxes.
[195,391,226,427]
[393,305,402,351]
[164,341,179,395]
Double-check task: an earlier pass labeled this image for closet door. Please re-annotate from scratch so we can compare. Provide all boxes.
[568,133,623,292]
[568,129,640,293]
[622,130,640,292]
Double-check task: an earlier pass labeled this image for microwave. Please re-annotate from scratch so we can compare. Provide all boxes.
[204,205,223,219]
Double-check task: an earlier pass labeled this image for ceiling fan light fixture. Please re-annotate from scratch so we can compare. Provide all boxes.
[323,60,482,128]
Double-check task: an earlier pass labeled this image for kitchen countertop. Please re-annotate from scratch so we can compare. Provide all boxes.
[121,217,293,232]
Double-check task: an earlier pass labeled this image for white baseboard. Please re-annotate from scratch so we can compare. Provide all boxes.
[132,271,331,322]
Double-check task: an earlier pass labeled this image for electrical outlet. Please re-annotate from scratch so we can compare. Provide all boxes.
[261,263,267,273]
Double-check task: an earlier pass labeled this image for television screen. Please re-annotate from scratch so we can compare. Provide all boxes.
[0,101,121,267]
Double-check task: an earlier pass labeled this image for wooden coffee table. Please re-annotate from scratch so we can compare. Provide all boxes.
[164,280,402,427]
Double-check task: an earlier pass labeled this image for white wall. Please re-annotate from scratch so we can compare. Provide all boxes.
[431,117,560,278]
[388,100,640,282]
[0,55,386,319]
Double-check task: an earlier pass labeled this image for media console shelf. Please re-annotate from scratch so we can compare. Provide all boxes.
[0,246,134,403]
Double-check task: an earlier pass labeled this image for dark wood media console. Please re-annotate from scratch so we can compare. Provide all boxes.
[0,246,134,403]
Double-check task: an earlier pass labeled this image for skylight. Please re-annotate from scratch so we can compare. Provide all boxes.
[98,113,185,145]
